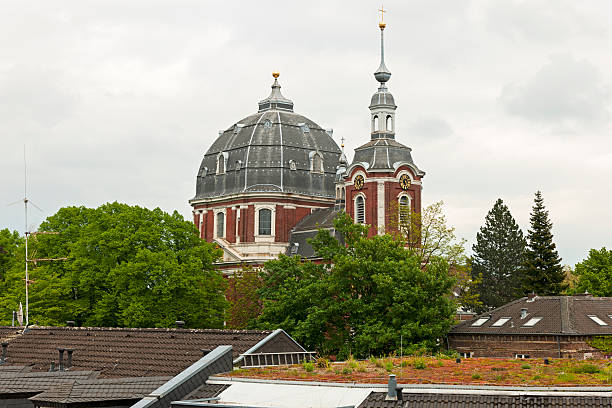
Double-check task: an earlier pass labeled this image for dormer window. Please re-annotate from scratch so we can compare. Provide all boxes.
[310,152,323,173]
[235,160,242,171]
[216,152,228,175]
[264,120,272,129]
[300,123,310,133]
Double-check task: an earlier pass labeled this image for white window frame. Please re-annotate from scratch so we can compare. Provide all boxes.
[386,115,393,131]
[491,317,511,327]
[309,151,324,173]
[398,193,411,226]
[354,193,366,224]
[523,317,542,327]
[255,204,275,242]
[213,208,226,239]
[459,352,473,359]
[372,115,379,132]
[515,354,530,359]
[471,317,490,327]
[588,315,608,326]
[216,152,228,175]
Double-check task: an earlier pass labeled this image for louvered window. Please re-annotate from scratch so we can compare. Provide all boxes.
[216,212,225,238]
[258,209,272,235]
[217,155,225,174]
[312,154,323,173]
[355,196,365,224]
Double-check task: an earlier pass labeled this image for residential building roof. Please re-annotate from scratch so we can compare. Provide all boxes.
[0,326,278,378]
[450,295,612,335]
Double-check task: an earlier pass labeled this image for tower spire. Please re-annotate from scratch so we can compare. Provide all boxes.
[374,5,391,85]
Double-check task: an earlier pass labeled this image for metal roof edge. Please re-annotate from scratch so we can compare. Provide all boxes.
[232,329,306,365]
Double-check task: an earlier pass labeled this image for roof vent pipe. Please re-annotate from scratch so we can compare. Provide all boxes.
[49,361,55,372]
[385,374,397,401]
[521,308,528,319]
[57,348,65,371]
[201,349,211,357]
[66,349,75,368]
[176,321,185,329]
[0,342,7,364]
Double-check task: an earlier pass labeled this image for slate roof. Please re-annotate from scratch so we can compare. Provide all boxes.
[286,207,344,259]
[350,138,424,175]
[359,391,612,408]
[450,295,612,335]
[0,326,272,378]
[29,376,170,406]
[191,78,341,202]
[181,383,229,401]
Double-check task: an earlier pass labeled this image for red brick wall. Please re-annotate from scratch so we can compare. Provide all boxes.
[226,207,235,243]
[448,334,608,359]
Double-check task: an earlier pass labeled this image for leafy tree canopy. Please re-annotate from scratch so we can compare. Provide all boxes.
[0,202,226,328]
[522,191,566,295]
[471,199,526,312]
[253,211,456,359]
[0,229,23,284]
[574,248,612,296]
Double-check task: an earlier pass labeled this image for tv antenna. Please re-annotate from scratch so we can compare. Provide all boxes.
[8,146,67,327]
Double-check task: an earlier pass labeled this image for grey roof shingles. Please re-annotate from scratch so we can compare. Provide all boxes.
[450,295,612,336]
[0,326,272,378]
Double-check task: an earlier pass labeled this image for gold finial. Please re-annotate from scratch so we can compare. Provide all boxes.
[341,136,346,149]
[379,5,387,29]
[272,71,280,78]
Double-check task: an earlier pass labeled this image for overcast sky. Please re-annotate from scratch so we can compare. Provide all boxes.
[1,1,611,266]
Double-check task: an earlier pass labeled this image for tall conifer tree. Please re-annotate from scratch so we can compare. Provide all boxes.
[522,191,566,295]
[471,199,526,312]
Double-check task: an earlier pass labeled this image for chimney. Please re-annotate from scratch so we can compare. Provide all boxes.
[385,374,397,401]
[201,349,211,357]
[176,320,185,329]
[66,349,75,368]
[1,342,7,364]
[520,308,528,319]
[49,361,56,372]
[66,321,75,327]
[58,348,65,371]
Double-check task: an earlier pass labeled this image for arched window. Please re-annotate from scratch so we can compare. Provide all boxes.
[355,196,365,224]
[399,195,410,225]
[386,115,393,131]
[311,153,323,173]
[217,155,225,174]
[216,212,225,238]
[258,209,272,235]
[373,115,379,132]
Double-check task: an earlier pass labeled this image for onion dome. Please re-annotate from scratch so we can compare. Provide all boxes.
[191,74,342,201]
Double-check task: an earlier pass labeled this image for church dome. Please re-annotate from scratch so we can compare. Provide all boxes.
[192,75,342,201]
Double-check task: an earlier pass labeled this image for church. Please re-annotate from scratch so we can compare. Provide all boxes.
[189,19,424,272]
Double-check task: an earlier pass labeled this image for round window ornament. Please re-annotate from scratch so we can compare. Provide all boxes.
[354,174,365,190]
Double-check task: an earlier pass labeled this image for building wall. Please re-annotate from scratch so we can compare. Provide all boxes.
[449,334,610,359]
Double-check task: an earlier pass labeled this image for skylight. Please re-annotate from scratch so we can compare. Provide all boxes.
[523,317,542,327]
[588,315,608,326]
[491,317,511,327]
[471,317,490,327]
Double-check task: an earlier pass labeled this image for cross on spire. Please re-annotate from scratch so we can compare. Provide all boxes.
[379,5,386,23]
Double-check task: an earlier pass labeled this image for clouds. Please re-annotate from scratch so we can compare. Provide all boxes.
[0,1,611,266]
[500,55,611,128]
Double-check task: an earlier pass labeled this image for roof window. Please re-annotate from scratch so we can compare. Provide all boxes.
[299,123,310,133]
[588,315,608,326]
[491,317,511,327]
[471,317,490,327]
[523,317,542,327]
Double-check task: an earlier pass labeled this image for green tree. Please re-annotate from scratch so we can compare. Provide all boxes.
[226,266,263,329]
[0,229,23,284]
[391,201,481,312]
[471,199,526,312]
[0,203,226,328]
[574,248,612,296]
[254,212,456,359]
[522,191,566,295]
